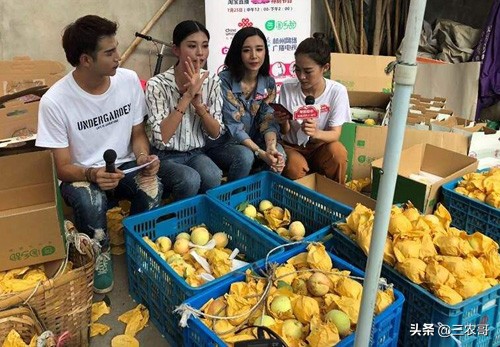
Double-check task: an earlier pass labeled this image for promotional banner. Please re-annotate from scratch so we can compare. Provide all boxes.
[205,0,311,92]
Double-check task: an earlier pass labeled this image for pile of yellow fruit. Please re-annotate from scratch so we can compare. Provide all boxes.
[142,225,238,287]
[197,243,394,347]
[454,168,500,208]
[237,200,306,241]
[337,203,500,305]
[345,178,371,193]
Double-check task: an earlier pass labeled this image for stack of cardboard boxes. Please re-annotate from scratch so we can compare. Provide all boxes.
[0,57,66,273]
[329,53,483,212]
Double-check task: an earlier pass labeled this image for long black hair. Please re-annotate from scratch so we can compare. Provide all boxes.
[224,27,270,81]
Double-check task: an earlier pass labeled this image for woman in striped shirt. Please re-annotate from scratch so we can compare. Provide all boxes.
[146,20,225,200]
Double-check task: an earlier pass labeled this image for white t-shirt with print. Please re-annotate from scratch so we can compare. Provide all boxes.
[279,78,351,145]
[36,68,146,167]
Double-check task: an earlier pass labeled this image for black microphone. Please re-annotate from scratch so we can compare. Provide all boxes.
[103,149,117,173]
[305,95,315,105]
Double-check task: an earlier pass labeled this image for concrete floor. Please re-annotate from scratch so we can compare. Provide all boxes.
[90,254,170,346]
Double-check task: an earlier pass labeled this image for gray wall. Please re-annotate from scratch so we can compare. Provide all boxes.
[0,0,325,81]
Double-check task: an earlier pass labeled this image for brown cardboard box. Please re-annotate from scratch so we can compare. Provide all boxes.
[0,57,64,152]
[371,144,478,213]
[295,173,376,210]
[340,123,470,180]
[429,115,468,132]
[0,57,65,96]
[0,100,38,140]
[0,150,66,271]
[451,123,488,138]
[331,53,395,108]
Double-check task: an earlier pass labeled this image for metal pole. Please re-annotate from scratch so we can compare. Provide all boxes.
[354,1,427,346]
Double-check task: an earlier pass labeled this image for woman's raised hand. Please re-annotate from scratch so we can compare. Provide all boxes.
[184,56,209,107]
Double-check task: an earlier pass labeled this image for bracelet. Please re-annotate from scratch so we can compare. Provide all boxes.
[85,167,93,182]
[90,168,97,183]
[174,106,185,115]
[137,152,148,161]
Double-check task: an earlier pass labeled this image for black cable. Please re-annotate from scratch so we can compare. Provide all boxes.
[233,325,288,347]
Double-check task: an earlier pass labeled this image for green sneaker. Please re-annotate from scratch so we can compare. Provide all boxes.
[93,250,114,294]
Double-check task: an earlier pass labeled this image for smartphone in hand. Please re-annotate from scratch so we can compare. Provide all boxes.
[269,103,293,118]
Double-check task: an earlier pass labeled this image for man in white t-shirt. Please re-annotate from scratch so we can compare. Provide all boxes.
[36,15,162,294]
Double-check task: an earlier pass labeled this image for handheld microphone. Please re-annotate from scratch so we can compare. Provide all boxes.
[305,95,315,105]
[103,149,117,173]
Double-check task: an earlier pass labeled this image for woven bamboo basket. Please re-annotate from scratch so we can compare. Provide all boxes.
[0,306,43,345]
[0,222,95,347]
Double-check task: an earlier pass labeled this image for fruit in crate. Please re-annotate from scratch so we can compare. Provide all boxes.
[307,272,332,296]
[259,199,274,212]
[454,168,500,208]
[325,309,351,337]
[191,226,210,246]
[141,226,246,288]
[336,202,500,305]
[243,204,257,218]
[212,232,229,248]
[155,236,172,253]
[289,221,306,239]
[196,243,394,347]
[237,200,307,241]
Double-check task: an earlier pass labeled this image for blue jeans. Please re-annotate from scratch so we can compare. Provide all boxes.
[205,142,254,182]
[153,148,222,200]
[60,160,163,248]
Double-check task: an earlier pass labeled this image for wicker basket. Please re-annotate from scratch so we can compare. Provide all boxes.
[0,222,95,347]
[0,306,43,345]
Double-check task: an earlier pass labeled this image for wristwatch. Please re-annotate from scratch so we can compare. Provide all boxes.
[254,149,261,157]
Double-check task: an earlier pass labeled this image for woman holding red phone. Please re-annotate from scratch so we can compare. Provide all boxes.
[206,27,286,176]
[277,34,351,184]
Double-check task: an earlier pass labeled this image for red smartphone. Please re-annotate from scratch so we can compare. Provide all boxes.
[269,103,293,118]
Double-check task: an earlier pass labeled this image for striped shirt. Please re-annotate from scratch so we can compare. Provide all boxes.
[145,67,224,151]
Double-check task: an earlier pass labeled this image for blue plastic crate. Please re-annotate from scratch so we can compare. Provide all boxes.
[326,228,500,347]
[206,171,352,244]
[123,195,283,346]
[442,173,499,242]
[182,244,404,347]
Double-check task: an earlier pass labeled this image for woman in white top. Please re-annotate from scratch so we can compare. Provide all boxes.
[276,34,351,184]
[146,20,225,200]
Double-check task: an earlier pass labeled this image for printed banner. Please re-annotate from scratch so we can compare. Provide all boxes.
[205,0,311,92]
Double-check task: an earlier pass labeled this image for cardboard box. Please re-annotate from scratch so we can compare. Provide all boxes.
[0,57,65,96]
[339,122,470,180]
[429,115,468,132]
[370,144,478,213]
[331,53,395,108]
[451,123,488,138]
[0,100,38,140]
[0,57,64,153]
[0,150,66,271]
[295,173,376,210]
